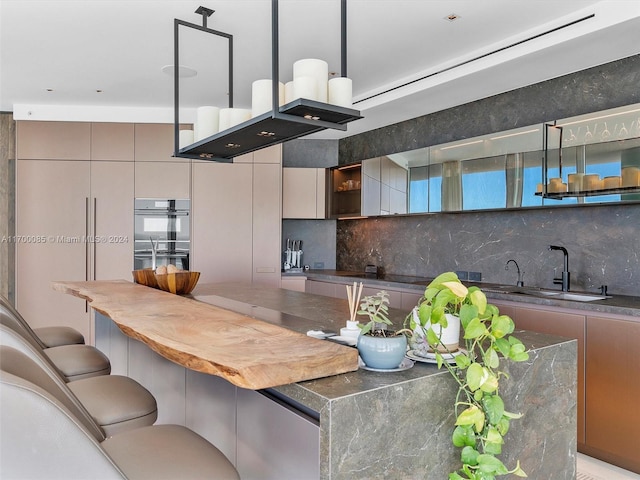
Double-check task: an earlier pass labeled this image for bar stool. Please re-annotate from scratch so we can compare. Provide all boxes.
[0,307,110,381]
[0,350,239,479]
[0,327,157,437]
[0,295,84,347]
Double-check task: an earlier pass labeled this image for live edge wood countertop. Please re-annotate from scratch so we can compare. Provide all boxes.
[53,280,359,390]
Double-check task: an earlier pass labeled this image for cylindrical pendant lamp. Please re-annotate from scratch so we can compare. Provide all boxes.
[328,77,352,108]
[251,79,285,117]
[293,59,328,102]
[195,106,220,141]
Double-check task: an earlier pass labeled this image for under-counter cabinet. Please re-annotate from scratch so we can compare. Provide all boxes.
[584,315,640,473]
[305,278,420,311]
[493,300,640,474]
[282,168,326,219]
[508,305,586,445]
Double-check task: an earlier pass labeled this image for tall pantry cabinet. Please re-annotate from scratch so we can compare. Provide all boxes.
[16,121,134,342]
[191,145,282,288]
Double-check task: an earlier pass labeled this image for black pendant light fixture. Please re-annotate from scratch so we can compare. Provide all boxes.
[173,0,362,162]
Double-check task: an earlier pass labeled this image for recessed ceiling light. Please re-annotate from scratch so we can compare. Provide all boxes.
[46,88,53,92]
[161,64,198,78]
[96,89,103,93]
[444,13,461,22]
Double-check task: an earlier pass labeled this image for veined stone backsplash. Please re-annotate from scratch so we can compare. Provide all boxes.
[336,203,639,297]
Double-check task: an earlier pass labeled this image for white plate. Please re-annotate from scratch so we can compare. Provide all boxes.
[358,356,414,372]
[406,349,467,364]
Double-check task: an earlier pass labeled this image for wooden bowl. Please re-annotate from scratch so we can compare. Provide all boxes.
[132,269,159,289]
[155,271,200,295]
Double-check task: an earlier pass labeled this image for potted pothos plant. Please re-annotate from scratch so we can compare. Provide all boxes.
[356,291,410,369]
[405,272,530,479]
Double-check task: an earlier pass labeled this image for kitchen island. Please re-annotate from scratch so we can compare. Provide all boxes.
[55,280,577,479]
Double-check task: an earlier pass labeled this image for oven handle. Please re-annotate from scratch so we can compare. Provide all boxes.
[134,211,189,216]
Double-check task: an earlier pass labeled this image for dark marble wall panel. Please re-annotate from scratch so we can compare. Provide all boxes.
[340,54,640,162]
[283,139,338,168]
[334,54,640,297]
[337,203,639,296]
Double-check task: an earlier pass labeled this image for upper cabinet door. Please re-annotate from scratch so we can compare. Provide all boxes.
[17,121,91,160]
[134,162,191,199]
[91,123,134,161]
[233,145,282,164]
[135,124,182,162]
[282,168,326,219]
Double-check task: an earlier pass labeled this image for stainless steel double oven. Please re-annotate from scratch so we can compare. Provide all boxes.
[134,198,190,271]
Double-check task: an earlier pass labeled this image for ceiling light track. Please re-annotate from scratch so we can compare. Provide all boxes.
[354,13,596,105]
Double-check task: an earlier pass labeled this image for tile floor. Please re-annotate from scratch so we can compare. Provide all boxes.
[577,454,640,480]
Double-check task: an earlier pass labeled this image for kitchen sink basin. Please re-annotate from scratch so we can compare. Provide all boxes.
[488,285,609,302]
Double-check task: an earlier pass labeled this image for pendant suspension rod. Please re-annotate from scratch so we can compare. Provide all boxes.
[341,0,347,77]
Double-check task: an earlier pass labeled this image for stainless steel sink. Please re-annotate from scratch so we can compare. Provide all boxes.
[488,285,609,302]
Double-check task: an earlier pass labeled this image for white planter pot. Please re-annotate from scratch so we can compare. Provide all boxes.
[410,309,460,355]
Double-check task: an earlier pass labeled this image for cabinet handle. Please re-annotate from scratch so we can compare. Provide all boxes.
[93,198,97,281]
[85,197,89,312]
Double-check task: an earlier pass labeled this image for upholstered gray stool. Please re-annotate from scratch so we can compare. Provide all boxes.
[0,295,85,347]
[0,327,157,437]
[1,358,239,479]
[0,309,110,381]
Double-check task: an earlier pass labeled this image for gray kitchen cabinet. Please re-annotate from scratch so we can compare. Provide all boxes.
[236,389,320,480]
[16,159,134,342]
[584,314,640,473]
[90,162,135,282]
[16,120,91,160]
[305,279,404,310]
[191,161,253,284]
[16,159,92,340]
[234,143,282,164]
[510,304,586,446]
[253,162,282,287]
[134,161,191,199]
[282,167,326,219]
[91,123,134,161]
[281,276,307,292]
[191,145,282,287]
[133,123,191,199]
[134,123,176,162]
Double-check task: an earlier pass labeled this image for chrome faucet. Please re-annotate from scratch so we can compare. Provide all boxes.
[505,259,524,287]
[549,245,570,292]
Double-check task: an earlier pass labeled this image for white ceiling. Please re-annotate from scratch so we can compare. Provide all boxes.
[1,0,639,139]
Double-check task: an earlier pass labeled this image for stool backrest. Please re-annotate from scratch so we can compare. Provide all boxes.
[0,297,47,350]
[0,325,106,441]
[0,367,124,479]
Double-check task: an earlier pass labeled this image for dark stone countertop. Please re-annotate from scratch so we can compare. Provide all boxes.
[191,283,572,404]
[299,270,640,318]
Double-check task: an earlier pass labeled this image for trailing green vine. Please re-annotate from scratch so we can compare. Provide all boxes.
[405,272,530,479]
